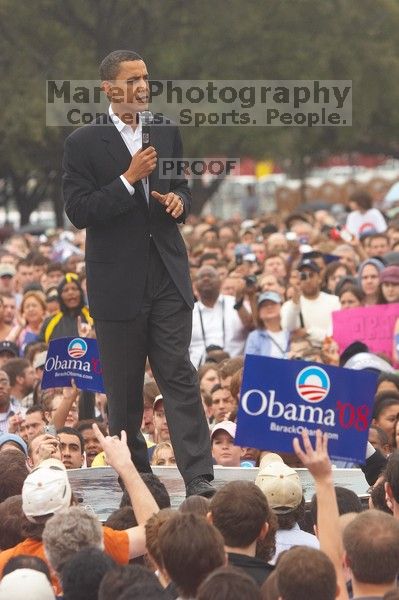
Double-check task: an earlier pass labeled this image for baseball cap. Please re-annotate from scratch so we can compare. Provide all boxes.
[22,458,71,520]
[153,394,164,410]
[0,433,28,455]
[0,264,16,278]
[258,291,282,306]
[255,459,303,514]
[0,340,19,357]
[297,258,320,273]
[211,420,236,440]
[33,350,48,370]
[0,569,55,600]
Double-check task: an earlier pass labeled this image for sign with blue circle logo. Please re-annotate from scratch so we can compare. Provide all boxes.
[67,338,88,359]
[296,366,330,403]
[42,337,104,393]
[236,355,378,464]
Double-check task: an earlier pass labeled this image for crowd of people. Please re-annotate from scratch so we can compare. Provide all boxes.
[0,187,399,598]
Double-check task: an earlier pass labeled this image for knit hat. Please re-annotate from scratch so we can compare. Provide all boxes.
[0,433,28,456]
[380,266,399,285]
[0,569,55,600]
[358,258,385,279]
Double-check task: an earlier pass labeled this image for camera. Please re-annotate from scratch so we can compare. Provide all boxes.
[244,275,257,287]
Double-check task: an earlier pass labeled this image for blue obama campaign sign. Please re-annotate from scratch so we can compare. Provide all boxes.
[41,337,105,392]
[235,355,378,463]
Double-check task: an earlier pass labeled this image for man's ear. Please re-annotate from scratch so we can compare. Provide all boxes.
[343,551,351,570]
[258,521,269,541]
[206,511,213,525]
[385,481,395,512]
[313,524,319,539]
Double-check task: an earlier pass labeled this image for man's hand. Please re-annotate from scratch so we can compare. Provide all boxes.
[92,423,132,473]
[7,413,24,434]
[37,434,61,462]
[291,283,301,305]
[293,428,333,482]
[62,378,79,402]
[151,191,184,219]
[123,147,157,184]
[77,316,92,338]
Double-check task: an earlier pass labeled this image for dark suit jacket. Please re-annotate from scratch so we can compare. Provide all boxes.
[62,114,193,321]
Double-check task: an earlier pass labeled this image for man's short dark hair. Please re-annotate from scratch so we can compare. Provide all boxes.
[99,50,143,80]
[158,512,225,598]
[25,404,44,417]
[120,473,170,510]
[310,485,362,526]
[210,481,275,548]
[98,565,160,600]
[61,547,115,600]
[2,358,30,386]
[3,554,51,581]
[118,582,164,600]
[0,450,29,503]
[197,566,261,600]
[105,506,136,530]
[343,509,399,584]
[384,450,399,503]
[58,427,84,454]
[0,495,25,550]
[276,547,336,600]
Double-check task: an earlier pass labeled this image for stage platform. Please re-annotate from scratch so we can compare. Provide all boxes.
[68,466,370,521]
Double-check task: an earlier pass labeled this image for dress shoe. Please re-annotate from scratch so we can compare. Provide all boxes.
[185,475,216,498]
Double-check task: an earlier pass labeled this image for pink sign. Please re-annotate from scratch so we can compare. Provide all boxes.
[333,303,399,361]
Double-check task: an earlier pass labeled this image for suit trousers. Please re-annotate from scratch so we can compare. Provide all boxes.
[94,239,213,484]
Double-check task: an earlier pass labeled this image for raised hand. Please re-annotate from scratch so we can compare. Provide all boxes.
[92,423,132,473]
[293,428,332,481]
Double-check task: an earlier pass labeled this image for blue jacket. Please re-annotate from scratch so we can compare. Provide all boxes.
[244,329,291,358]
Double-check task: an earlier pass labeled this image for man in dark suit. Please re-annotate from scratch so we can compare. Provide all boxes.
[62,50,214,496]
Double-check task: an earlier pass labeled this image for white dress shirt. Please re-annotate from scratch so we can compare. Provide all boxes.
[190,294,248,367]
[269,523,320,565]
[108,106,149,203]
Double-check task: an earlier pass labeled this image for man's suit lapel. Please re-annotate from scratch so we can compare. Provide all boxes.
[100,122,148,212]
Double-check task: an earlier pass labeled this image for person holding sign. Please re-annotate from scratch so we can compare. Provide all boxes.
[62,50,214,498]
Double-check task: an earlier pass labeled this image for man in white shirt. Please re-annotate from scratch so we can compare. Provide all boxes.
[190,266,251,367]
[281,258,341,345]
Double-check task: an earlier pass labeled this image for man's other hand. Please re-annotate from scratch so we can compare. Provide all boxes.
[151,191,184,219]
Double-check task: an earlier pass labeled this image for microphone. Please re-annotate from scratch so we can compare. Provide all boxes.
[140,111,153,150]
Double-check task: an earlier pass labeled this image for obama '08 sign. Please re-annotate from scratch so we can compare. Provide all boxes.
[235,355,378,463]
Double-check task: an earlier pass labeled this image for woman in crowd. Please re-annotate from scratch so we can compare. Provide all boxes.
[40,273,92,343]
[358,258,384,305]
[245,291,290,358]
[337,284,365,309]
[7,291,47,353]
[379,266,399,304]
[322,262,350,294]
[346,190,387,238]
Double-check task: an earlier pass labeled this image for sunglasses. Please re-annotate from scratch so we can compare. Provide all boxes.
[300,271,317,281]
